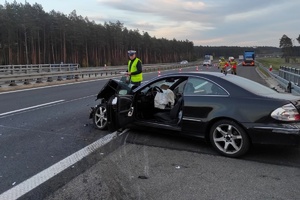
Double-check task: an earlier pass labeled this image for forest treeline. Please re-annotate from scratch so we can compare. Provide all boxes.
[0,2,195,66]
[0,2,295,67]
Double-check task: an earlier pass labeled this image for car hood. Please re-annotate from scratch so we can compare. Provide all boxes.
[96,79,132,101]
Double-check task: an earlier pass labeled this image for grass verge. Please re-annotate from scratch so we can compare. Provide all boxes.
[257,57,300,70]
[256,57,286,70]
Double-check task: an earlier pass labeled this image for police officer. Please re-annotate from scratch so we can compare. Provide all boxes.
[127,50,143,86]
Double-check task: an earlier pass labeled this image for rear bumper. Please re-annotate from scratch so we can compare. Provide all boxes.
[244,123,300,146]
[242,63,255,66]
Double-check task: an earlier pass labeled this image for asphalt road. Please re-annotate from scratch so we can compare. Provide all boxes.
[1,64,300,200]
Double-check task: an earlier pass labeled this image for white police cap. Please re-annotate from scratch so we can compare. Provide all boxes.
[128,50,136,55]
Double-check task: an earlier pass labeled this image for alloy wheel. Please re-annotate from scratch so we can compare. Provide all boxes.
[210,120,250,157]
[93,104,108,130]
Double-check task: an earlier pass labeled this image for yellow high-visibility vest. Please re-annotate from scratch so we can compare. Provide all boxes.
[128,58,143,82]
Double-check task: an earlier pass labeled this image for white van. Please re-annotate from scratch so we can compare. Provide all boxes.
[203,59,212,66]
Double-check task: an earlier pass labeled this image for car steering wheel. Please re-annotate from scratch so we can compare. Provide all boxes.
[151,86,163,96]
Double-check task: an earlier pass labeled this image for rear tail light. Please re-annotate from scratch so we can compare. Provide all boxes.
[271,103,300,121]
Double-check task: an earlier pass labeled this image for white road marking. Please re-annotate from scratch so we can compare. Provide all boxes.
[0,130,126,200]
[0,100,65,116]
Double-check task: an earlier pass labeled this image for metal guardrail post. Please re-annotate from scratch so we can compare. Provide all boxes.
[36,78,43,83]
[284,66,287,79]
[9,80,17,86]
[287,81,292,93]
[24,79,30,85]
[297,69,300,86]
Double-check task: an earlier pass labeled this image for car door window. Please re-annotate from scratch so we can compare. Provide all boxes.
[140,78,180,94]
[208,83,227,95]
[184,77,227,96]
[184,77,206,95]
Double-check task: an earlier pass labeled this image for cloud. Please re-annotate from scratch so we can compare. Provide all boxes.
[3,0,300,47]
[92,0,300,46]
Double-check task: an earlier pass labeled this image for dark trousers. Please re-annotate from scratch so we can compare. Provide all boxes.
[231,68,237,75]
[131,81,141,86]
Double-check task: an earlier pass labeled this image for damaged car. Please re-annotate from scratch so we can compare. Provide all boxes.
[90,71,300,158]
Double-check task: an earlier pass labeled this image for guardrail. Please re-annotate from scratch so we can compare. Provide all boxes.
[278,66,300,86]
[0,63,194,88]
[258,64,300,95]
[0,64,80,75]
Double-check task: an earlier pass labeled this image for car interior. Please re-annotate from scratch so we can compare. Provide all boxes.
[133,77,188,125]
[123,76,227,126]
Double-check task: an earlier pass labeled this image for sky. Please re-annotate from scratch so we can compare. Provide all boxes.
[1,0,300,47]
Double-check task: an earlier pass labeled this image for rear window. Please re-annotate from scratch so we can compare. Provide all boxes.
[223,75,279,95]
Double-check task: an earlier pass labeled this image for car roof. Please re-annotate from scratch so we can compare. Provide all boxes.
[135,71,227,91]
[157,71,226,79]
[134,71,300,102]
[136,71,277,95]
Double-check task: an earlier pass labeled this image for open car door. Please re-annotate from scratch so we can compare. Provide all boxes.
[107,94,135,131]
[96,79,132,101]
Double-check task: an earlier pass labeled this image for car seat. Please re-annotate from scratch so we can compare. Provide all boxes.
[184,82,195,94]
[153,97,183,124]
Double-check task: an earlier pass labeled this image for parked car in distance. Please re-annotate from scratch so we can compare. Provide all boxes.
[180,60,188,64]
[90,71,300,158]
[203,59,212,66]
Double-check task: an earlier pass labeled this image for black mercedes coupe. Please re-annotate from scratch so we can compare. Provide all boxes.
[90,71,300,157]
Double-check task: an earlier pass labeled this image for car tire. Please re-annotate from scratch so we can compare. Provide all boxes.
[93,103,108,130]
[209,120,250,158]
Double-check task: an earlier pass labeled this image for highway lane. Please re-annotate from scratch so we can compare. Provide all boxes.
[1,64,300,199]
[0,69,172,195]
[0,76,128,192]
